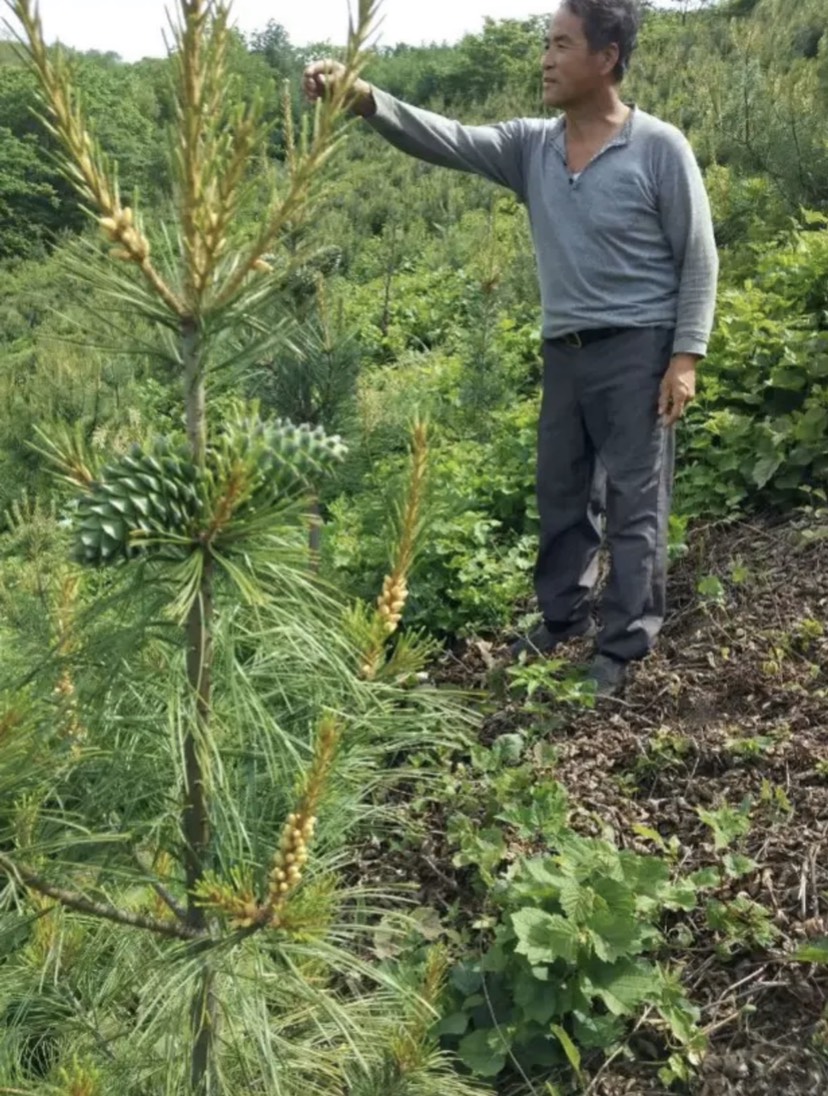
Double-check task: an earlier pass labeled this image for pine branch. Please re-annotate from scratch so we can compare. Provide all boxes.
[213,2,380,309]
[360,421,429,680]
[150,881,189,923]
[7,0,186,317]
[0,852,206,941]
[133,848,189,922]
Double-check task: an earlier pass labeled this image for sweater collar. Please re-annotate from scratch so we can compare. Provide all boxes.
[549,104,637,160]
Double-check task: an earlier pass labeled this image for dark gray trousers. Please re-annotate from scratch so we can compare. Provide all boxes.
[534,327,676,662]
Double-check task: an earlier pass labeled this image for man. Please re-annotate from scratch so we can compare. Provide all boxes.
[304,0,718,697]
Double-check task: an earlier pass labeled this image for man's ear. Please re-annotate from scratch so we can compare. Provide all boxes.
[601,42,620,77]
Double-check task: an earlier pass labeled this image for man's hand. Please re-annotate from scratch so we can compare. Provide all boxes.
[302,59,375,117]
[659,353,698,427]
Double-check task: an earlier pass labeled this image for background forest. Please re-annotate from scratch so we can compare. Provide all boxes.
[0,0,827,1094]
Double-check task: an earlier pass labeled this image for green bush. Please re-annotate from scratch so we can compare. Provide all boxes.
[441,834,704,1082]
[434,746,709,1087]
[677,216,828,516]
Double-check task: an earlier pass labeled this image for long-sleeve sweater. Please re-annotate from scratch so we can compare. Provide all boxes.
[366,88,719,357]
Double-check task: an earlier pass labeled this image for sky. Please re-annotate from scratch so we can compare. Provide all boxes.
[26,2,551,61]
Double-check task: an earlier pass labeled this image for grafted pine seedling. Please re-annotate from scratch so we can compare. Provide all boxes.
[0,4,488,1096]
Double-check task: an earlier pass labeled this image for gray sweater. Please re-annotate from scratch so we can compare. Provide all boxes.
[367,88,719,357]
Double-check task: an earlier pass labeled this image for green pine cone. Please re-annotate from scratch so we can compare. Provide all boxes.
[72,440,201,566]
[211,411,347,516]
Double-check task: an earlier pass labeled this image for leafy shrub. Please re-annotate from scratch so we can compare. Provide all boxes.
[430,736,776,1088]
[678,216,828,516]
[441,819,705,1083]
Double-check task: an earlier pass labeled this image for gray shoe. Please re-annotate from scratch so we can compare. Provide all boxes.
[509,618,597,659]
[585,653,629,698]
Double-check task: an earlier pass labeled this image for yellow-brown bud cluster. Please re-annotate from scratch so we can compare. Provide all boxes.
[98,207,151,264]
[266,811,317,923]
[360,657,379,680]
[54,671,83,743]
[230,895,262,930]
[376,574,409,636]
[263,716,338,926]
[358,423,428,681]
[188,205,229,292]
[54,672,75,700]
[195,879,261,930]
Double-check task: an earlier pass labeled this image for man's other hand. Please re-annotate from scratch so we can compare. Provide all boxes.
[302,60,375,116]
[659,353,698,426]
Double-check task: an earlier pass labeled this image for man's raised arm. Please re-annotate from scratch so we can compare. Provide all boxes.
[303,60,528,200]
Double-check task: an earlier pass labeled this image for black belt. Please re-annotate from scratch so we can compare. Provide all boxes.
[549,326,629,349]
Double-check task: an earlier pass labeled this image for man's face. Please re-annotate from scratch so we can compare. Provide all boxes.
[542,5,617,109]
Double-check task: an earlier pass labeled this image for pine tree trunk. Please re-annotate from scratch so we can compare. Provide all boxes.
[182,318,216,1094]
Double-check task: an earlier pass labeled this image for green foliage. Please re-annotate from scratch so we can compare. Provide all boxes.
[0,124,61,258]
[443,830,705,1082]
[364,18,545,109]
[422,737,733,1086]
[706,895,781,955]
[0,5,487,1095]
[505,657,597,710]
[677,220,828,516]
[445,748,570,887]
[697,798,753,850]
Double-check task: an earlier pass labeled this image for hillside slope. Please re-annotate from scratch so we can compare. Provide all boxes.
[417,517,828,1094]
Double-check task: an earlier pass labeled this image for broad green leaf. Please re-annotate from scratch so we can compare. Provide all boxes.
[556,833,621,881]
[659,994,704,1046]
[697,802,752,850]
[522,857,566,892]
[436,1011,470,1036]
[593,875,636,918]
[458,1028,509,1077]
[659,880,698,912]
[512,908,580,965]
[752,452,782,487]
[587,917,645,962]
[492,733,525,763]
[689,867,721,889]
[451,964,483,996]
[514,969,560,1025]
[723,853,758,879]
[619,850,671,897]
[573,1010,625,1049]
[587,878,641,959]
[480,942,510,974]
[582,959,660,1016]
[558,877,595,922]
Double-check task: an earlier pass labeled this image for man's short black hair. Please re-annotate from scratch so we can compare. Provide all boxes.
[564,0,643,81]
